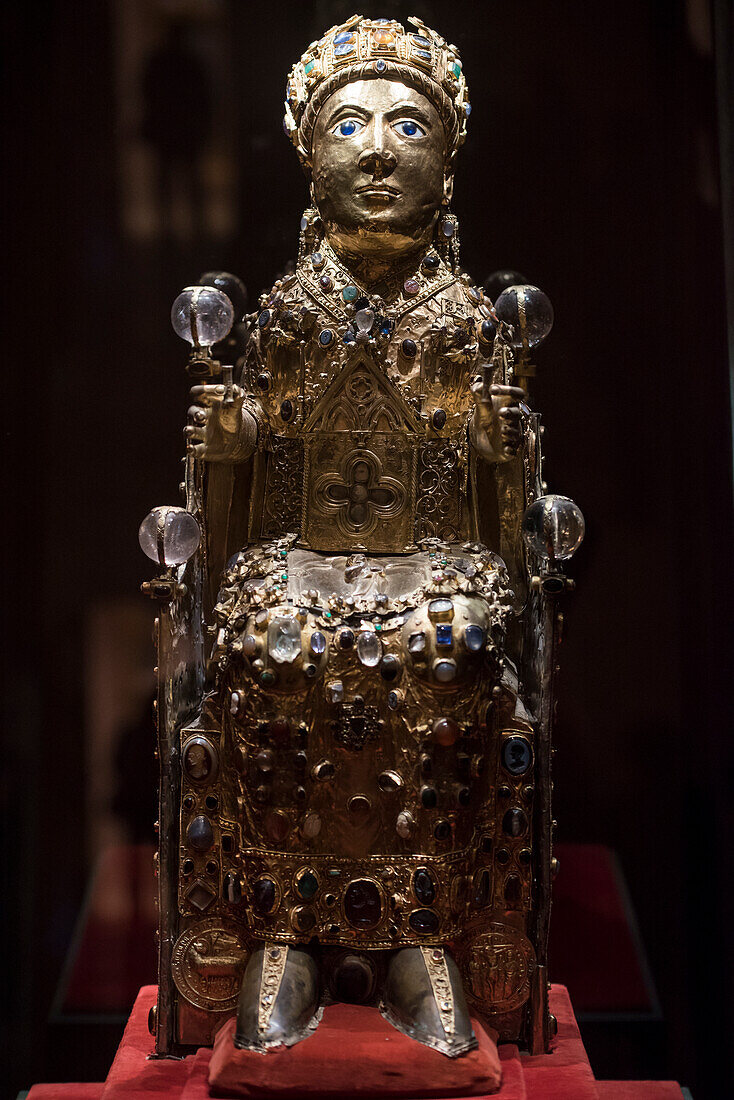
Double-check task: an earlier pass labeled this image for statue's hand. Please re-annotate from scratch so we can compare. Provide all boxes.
[470,380,525,460]
[185,383,247,461]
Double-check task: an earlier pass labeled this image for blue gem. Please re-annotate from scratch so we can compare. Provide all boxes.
[464,624,485,651]
[464,103,472,117]
[413,49,432,62]
[258,309,271,328]
[375,59,387,73]
[412,34,430,47]
[379,320,392,337]
[436,623,453,646]
[343,329,355,344]
[311,252,324,267]
[319,328,334,346]
[334,42,356,57]
[334,31,354,44]
[310,631,326,655]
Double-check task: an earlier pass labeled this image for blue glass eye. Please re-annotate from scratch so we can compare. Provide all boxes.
[336,119,360,136]
[395,120,423,137]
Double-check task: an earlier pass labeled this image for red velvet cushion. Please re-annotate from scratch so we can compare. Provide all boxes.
[207,1004,502,1099]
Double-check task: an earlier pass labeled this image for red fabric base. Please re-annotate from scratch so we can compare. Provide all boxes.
[207,1006,502,1098]
[26,985,685,1099]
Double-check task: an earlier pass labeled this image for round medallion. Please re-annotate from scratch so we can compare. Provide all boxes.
[171,919,248,1011]
[461,924,535,1013]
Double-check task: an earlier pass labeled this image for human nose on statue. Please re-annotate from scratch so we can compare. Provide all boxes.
[358,121,397,181]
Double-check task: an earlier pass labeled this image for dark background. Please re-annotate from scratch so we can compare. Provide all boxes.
[3,1,732,1097]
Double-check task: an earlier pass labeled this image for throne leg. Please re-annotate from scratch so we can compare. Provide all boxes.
[381,946,477,1058]
[234,943,321,1052]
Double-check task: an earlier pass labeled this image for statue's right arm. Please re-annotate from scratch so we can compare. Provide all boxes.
[185,383,262,463]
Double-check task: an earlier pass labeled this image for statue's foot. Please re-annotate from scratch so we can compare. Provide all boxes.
[234,943,321,1052]
[381,946,477,1058]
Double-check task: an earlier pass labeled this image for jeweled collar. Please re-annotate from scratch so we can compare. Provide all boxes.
[296,238,457,326]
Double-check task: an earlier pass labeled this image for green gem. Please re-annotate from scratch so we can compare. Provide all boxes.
[375,623,382,632]
[451,61,461,78]
[324,611,332,619]
[280,550,287,558]
[281,573,288,581]
[260,669,276,685]
[304,60,316,75]
[342,285,359,302]
[296,871,319,900]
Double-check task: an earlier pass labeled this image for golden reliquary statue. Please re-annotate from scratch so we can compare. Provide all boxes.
[139,13,585,1070]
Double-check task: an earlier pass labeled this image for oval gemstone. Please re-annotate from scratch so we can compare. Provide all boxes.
[319,328,334,346]
[313,759,335,781]
[186,816,213,852]
[387,690,401,709]
[310,631,326,655]
[258,309,271,328]
[295,870,319,900]
[403,278,420,297]
[344,879,382,929]
[481,318,497,342]
[319,275,333,290]
[380,653,400,681]
[378,770,403,793]
[356,631,381,667]
[401,338,417,358]
[342,284,359,301]
[434,659,457,683]
[502,736,533,775]
[464,624,485,651]
[253,877,277,916]
[301,813,322,838]
[408,631,426,654]
[396,811,415,838]
[434,819,451,841]
[265,810,291,842]
[409,909,440,934]
[421,785,438,809]
[413,868,436,905]
[280,399,293,421]
[428,598,454,618]
[348,795,372,822]
[422,253,439,271]
[292,906,317,932]
[432,717,459,746]
[432,408,447,430]
[337,627,354,649]
[503,808,528,837]
[311,252,325,269]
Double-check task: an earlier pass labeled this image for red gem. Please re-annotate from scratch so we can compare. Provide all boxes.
[403,279,420,297]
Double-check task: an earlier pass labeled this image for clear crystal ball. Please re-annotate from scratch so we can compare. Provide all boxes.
[494,285,554,350]
[138,506,201,566]
[521,495,585,563]
[171,285,234,347]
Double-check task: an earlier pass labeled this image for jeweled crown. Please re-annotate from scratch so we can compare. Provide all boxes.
[284,14,471,165]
